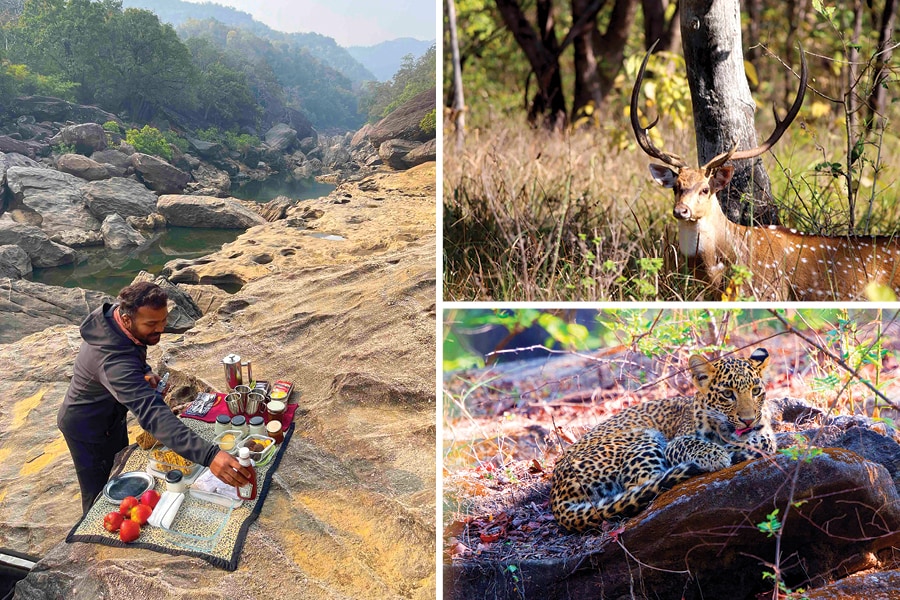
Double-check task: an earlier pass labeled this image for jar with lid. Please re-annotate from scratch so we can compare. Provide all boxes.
[248,415,266,436]
[230,415,249,437]
[215,414,232,436]
[267,400,286,425]
[166,470,186,493]
[266,419,284,444]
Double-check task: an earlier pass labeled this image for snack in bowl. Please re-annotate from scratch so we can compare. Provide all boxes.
[150,446,194,475]
[238,435,276,463]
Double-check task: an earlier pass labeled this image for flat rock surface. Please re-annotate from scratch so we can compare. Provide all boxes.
[1,163,437,599]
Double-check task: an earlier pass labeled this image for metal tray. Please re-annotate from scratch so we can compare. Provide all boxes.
[102,471,154,504]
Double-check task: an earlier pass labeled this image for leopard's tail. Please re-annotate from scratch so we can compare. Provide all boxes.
[551,462,704,532]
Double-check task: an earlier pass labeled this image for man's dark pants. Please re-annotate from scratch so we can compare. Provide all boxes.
[60,419,129,515]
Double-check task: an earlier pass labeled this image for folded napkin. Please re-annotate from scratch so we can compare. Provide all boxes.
[148,491,185,529]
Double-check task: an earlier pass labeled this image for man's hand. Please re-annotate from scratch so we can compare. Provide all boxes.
[209,450,252,487]
[144,372,162,388]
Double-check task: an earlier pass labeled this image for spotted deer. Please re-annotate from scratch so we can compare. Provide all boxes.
[631,45,900,301]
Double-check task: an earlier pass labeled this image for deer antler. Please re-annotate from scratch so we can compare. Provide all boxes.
[701,45,809,173]
[631,40,688,170]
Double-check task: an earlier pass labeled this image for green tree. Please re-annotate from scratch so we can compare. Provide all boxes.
[360,44,435,123]
[185,36,259,128]
[103,8,196,120]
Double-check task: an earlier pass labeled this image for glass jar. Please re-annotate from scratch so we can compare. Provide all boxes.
[230,415,249,437]
[215,414,232,436]
[266,419,284,444]
[166,470,186,493]
[248,415,266,436]
[267,400,286,424]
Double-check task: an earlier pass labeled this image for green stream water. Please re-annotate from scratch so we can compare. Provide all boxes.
[30,176,335,296]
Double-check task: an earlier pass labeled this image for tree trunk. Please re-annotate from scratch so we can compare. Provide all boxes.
[594,0,640,101]
[866,0,896,132]
[495,0,567,130]
[446,0,466,149]
[570,0,607,121]
[745,0,762,68]
[681,0,779,226]
[642,0,680,53]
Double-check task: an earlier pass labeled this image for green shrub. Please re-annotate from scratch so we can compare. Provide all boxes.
[5,63,77,100]
[419,108,436,135]
[102,121,121,133]
[163,130,189,154]
[125,125,172,161]
[52,142,77,155]
[196,127,259,152]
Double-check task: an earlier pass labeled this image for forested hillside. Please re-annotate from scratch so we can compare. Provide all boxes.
[123,0,376,84]
[0,0,432,133]
[348,37,435,82]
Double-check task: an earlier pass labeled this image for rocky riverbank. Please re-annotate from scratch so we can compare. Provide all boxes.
[0,163,436,599]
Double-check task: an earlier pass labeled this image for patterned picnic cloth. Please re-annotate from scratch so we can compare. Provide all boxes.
[66,418,294,571]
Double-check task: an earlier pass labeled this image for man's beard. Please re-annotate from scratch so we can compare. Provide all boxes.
[129,323,161,346]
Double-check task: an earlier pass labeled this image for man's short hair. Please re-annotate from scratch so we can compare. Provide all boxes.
[118,282,168,318]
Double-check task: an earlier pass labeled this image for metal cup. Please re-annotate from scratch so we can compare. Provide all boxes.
[245,392,265,417]
[234,384,252,404]
[225,392,244,417]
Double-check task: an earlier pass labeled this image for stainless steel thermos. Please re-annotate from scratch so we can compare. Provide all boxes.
[223,354,242,389]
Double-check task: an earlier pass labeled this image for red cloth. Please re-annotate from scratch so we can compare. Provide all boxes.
[181,392,297,431]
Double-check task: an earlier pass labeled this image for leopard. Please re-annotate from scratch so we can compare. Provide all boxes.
[550,348,775,532]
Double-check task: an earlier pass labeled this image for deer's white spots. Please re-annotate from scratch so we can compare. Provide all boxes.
[768,225,778,230]
[800,258,808,264]
[789,228,797,234]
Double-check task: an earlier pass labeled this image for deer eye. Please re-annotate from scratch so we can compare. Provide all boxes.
[701,186,710,194]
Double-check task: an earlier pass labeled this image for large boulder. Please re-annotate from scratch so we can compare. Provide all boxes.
[49,229,103,248]
[55,153,110,181]
[368,87,436,145]
[186,163,231,197]
[9,96,119,125]
[130,153,190,194]
[0,280,111,343]
[404,139,436,167]
[156,195,267,229]
[186,137,224,160]
[0,135,35,157]
[90,149,133,171]
[82,177,158,220]
[5,166,99,235]
[0,220,76,267]
[446,449,900,600]
[0,152,41,192]
[379,139,422,169]
[323,144,351,169]
[264,123,298,153]
[0,244,32,279]
[100,213,145,250]
[48,123,108,154]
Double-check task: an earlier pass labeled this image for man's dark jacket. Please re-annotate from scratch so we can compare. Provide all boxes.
[58,302,218,467]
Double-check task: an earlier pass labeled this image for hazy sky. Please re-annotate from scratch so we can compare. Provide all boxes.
[183,0,436,47]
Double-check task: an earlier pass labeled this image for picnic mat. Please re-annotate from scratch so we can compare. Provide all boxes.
[66,417,295,571]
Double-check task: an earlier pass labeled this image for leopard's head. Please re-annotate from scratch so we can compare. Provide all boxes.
[689,348,770,439]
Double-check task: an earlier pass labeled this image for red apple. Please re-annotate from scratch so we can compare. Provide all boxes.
[119,495,139,516]
[119,519,141,543]
[130,503,153,526]
[103,511,124,533]
[139,489,160,509]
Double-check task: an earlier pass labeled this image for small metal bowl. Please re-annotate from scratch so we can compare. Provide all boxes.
[102,471,154,504]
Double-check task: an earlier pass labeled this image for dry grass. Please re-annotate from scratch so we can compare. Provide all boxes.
[443,112,900,301]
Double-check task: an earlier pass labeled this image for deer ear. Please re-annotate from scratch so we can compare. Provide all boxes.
[649,164,678,188]
[710,166,734,192]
